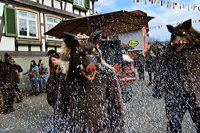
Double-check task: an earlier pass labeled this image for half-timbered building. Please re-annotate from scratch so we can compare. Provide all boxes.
[0,0,97,91]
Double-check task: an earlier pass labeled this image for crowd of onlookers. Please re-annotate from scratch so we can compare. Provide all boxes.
[0,49,66,114]
[22,59,48,96]
[0,52,52,114]
[134,41,165,86]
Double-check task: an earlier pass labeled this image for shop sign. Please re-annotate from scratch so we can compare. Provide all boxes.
[128,40,139,47]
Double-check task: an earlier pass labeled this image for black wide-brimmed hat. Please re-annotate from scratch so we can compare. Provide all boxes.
[46,50,56,56]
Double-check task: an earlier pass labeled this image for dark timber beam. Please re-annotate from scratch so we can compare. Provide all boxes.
[1,0,80,19]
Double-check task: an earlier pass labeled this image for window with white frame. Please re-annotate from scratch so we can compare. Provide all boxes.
[46,16,61,40]
[74,0,84,7]
[17,10,38,38]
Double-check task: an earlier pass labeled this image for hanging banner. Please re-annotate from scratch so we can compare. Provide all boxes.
[132,0,200,11]
[149,19,200,30]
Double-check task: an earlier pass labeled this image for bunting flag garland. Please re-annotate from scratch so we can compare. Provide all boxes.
[149,19,200,30]
[133,0,200,11]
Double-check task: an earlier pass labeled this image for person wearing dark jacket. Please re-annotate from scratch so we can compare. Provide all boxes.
[145,50,155,86]
[134,52,145,80]
[0,53,23,114]
[46,52,69,132]
[10,58,23,103]
[46,50,57,108]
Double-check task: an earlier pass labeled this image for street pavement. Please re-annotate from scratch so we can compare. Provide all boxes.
[0,75,197,133]
[124,80,196,133]
[0,93,53,133]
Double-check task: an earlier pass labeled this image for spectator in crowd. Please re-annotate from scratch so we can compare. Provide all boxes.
[46,50,57,108]
[0,88,3,113]
[22,60,40,96]
[46,52,69,132]
[38,59,48,93]
[10,58,23,103]
[50,53,61,68]
[0,53,22,114]
[46,49,70,108]
[47,50,57,75]
[134,51,145,80]
[145,49,155,86]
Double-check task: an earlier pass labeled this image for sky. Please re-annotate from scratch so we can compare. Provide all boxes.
[94,0,200,41]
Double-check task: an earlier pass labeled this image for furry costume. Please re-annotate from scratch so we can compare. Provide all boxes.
[153,19,200,133]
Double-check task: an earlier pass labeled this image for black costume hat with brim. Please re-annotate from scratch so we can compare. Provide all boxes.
[47,50,56,56]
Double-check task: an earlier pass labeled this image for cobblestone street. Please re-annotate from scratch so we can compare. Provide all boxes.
[0,79,197,133]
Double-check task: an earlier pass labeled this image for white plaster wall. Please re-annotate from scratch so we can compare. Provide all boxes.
[62,1,65,10]
[86,11,90,16]
[66,3,73,12]
[0,2,4,16]
[47,47,55,51]
[43,0,52,7]
[39,0,42,4]
[74,9,79,15]
[86,9,93,16]
[29,0,37,2]
[40,13,44,24]
[40,13,45,50]
[42,39,45,52]
[54,0,61,9]
[57,47,62,52]
[80,11,85,16]
[118,30,144,51]
[0,4,15,17]
[41,25,44,37]
[90,1,92,9]
[18,46,29,51]
[0,37,15,51]
[31,46,40,51]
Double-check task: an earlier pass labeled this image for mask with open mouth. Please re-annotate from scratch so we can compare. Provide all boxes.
[170,39,189,52]
[77,63,97,80]
[63,31,102,81]
[167,19,194,52]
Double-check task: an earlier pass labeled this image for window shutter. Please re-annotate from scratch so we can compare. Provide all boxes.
[4,5,17,37]
[85,0,90,9]
[67,0,73,3]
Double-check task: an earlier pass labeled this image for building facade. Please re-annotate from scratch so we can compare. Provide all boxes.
[118,10,150,54]
[0,0,97,92]
[0,0,97,55]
